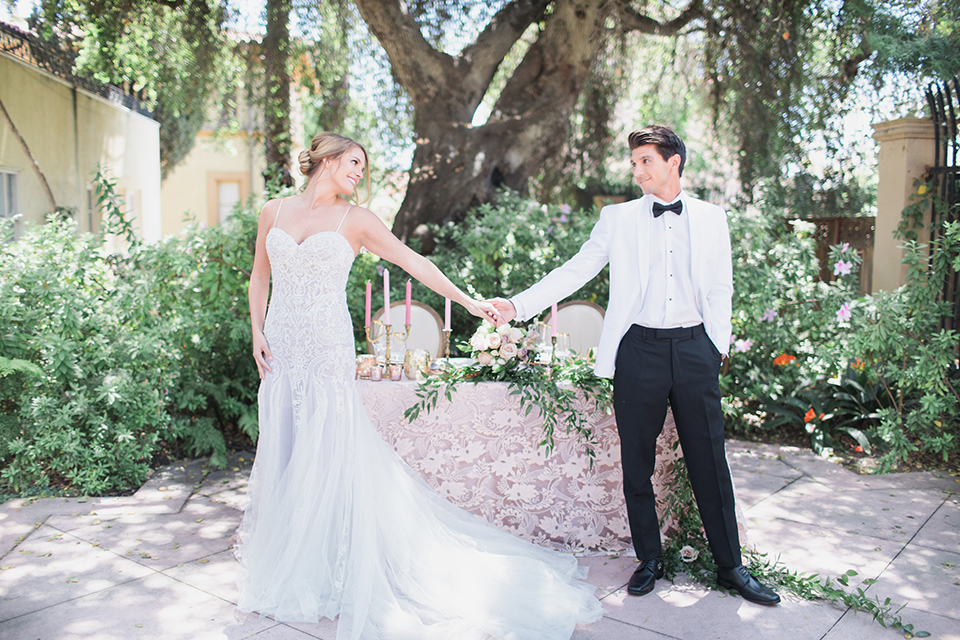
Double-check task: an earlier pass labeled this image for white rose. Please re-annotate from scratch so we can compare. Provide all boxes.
[487,332,502,349]
[470,333,488,352]
[679,545,699,563]
[500,343,518,361]
[476,351,494,366]
[497,323,513,336]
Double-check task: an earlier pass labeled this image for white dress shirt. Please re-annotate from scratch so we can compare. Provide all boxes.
[633,192,703,329]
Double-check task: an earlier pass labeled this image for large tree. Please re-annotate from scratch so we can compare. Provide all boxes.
[354,0,881,243]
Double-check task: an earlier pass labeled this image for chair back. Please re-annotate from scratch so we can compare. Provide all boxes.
[544,300,605,357]
[368,300,445,358]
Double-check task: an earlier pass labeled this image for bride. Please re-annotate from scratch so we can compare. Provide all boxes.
[236,132,603,639]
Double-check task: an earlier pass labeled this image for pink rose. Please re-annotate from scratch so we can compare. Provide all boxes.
[509,328,524,343]
[477,351,493,366]
[500,343,518,361]
[679,545,699,563]
[487,332,502,349]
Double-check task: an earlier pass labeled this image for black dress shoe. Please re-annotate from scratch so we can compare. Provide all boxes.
[627,557,665,596]
[716,566,781,605]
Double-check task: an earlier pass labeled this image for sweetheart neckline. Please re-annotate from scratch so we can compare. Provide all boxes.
[268,227,356,256]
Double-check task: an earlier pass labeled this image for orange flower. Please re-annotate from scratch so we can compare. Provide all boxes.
[852,358,865,371]
[803,408,817,423]
[773,353,797,366]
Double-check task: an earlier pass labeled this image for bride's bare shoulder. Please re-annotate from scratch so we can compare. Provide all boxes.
[347,205,387,227]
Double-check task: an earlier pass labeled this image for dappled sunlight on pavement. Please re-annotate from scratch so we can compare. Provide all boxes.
[0,444,957,639]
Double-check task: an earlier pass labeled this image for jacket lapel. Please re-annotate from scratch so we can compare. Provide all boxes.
[635,197,650,301]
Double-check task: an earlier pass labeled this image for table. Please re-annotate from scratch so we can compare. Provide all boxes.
[359,378,747,553]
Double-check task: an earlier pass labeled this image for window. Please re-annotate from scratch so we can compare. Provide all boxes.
[218,180,241,224]
[0,170,17,219]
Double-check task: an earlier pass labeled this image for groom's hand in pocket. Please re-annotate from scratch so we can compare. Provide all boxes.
[487,298,517,326]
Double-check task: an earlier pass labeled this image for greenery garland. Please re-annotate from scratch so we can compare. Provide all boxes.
[404,352,927,636]
[403,357,611,463]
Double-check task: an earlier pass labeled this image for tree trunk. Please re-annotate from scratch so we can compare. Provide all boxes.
[354,0,704,245]
[263,0,294,187]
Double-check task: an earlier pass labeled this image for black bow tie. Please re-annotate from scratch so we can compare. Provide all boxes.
[652,201,683,217]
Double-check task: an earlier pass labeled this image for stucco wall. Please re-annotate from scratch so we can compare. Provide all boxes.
[0,51,161,240]
[160,130,265,235]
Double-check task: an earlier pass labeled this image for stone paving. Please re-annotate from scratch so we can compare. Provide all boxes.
[1,441,957,640]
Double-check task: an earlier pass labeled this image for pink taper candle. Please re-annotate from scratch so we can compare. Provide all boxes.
[364,280,372,327]
[551,302,558,336]
[444,298,451,331]
[383,269,391,325]
[405,280,412,325]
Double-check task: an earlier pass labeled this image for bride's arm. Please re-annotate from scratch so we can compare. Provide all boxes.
[352,209,499,323]
[249,200,278,378]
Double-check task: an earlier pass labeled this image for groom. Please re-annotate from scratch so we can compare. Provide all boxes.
[490,125,779,605]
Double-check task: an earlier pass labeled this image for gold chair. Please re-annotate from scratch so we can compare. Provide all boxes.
[367,300,445,359]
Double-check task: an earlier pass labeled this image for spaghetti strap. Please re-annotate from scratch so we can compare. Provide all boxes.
[271,198,285,229]
[335,205,353,233]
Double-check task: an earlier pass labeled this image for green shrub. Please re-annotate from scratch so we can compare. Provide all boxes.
[425,188,609,339]
[0,173,264,496]
[843,223,960,468]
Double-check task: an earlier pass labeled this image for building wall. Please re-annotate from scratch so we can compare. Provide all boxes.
[0,51,161,240]
[160,130,266,234]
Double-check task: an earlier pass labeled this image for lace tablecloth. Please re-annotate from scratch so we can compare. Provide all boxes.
[359,379,750,553]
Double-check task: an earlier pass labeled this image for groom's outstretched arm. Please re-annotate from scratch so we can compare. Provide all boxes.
[509,209,613,322]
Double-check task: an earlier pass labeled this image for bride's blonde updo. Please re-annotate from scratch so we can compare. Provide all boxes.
[298,132,371,203]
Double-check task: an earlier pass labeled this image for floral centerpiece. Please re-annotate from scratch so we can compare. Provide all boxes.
[466,321,539,367]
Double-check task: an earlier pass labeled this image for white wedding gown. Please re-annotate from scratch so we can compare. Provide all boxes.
[236,211,603,640]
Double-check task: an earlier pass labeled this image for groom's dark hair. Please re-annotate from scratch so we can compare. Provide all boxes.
[628,125,686,177]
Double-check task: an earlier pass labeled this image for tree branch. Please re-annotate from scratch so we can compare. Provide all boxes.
[493,0,613,120]
[0,96,57,212]
[616,0,705,35]
[460,0,552,95]
[352,0,453,104]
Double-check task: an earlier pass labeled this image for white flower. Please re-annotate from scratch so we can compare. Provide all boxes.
[524,329,539,345]
[508,327,524,343]
[470,333,488,352]
[487,332,502,349]
[476,351,494,366]
[500,343,518,360]
[679,545,699,563]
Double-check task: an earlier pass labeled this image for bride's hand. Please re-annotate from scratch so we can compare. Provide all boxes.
[465,299,501,326]
[253,332,273,379]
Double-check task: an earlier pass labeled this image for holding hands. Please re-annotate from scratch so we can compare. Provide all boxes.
[485,298,517,326]
[464,299,503,326]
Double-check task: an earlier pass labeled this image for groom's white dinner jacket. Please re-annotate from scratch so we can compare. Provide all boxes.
[510,192,733,378]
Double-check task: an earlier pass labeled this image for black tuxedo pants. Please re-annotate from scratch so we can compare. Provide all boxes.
[612,324,741,568]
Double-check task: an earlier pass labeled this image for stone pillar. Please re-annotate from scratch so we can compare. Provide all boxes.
[870,118,936,292]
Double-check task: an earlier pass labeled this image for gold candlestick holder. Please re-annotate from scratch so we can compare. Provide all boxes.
[443,329,452,361]
[365,322,411,365]
[551,334,557,367]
